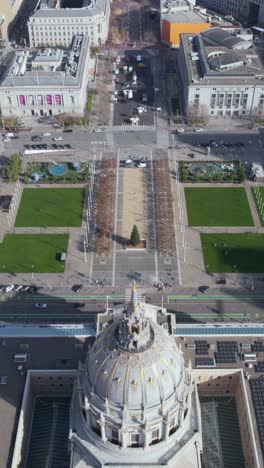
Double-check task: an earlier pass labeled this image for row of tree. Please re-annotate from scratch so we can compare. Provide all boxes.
[152,160,176,256]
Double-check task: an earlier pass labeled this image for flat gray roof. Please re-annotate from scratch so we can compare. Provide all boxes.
[31,0,107,19]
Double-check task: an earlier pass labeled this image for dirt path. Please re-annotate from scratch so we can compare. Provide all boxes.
[122,168,147,240]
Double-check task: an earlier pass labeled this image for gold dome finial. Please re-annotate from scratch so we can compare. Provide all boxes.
[130,280,137,308]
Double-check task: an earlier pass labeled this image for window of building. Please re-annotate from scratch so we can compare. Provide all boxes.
[150,429,160,445]
[111,429,120,445]
[130,433,140,447]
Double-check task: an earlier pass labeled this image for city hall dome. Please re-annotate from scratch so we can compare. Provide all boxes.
[87,297,188,409]
[69,283,201,467]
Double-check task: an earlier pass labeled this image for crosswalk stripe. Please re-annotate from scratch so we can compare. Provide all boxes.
[108,125,156,132]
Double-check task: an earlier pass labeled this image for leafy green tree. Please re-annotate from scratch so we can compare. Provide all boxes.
[130,224,141,246]
[2,153,22,182]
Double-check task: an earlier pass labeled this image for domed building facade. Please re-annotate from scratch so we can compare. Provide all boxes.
[69,284,202,467]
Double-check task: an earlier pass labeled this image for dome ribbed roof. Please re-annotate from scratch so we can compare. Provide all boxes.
[87,313,187,409]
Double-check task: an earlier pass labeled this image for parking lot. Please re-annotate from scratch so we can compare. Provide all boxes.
[112,51,155,126]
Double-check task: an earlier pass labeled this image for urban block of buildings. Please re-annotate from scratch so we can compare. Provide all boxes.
[28,0,110,48]
[179,27,264,117]
[0,34,91,118]
[0,0,23,40]
[198,0,264,28]
[161,0,211,47]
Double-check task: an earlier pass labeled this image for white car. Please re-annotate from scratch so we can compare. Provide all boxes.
[94,129,102,133]
[35,303,47,308]
[137,161,147,168]
[156,107,162,111]
[43,132,51,136]
[136,55,142,62]
[176,128,185,133]
[4,285,14,293]
[194,128,204,133]
[53,136,62,141]
[137,107,147,114]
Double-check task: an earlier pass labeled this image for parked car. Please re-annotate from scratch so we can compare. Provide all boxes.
[42,132,51,136]
[14,285,23,292]
[137,161,147,168]
[66,144,71,149]
[176,128,185,134]
[194,128,204,133]
[53,136,62,141]
[199,286,209,294]
[35,303,47,308]
[72,284,83,293]
[27,287,35,294]
[4,285,14,293]
[21,286,30,292]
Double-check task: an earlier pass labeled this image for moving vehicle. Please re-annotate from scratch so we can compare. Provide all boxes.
[42,132,51,136]
[128,90,133,99]
[5,132,14,137]
[35,303,47,308]
[63,129,73,133]
[194,128,204,133]
[53,136,62,141]
[176,128,185,133]
[4,285,14,293]
[3,138,11,142]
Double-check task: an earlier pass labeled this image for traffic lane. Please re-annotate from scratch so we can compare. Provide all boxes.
[0,301,101,322]
[166,301,263,321]
[0,132,107,158]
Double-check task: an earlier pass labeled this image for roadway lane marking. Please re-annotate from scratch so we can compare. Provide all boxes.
[112,148,120,287]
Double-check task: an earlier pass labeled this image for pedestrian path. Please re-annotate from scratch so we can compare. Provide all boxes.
[109,125,156,132]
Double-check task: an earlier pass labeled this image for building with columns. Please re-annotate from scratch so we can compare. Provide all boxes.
[0,34,91,118]
[178,28,264,118]
[27,0,110,48]
[69,283,202,467]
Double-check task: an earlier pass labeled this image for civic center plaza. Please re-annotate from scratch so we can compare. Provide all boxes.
[1,284,264,467]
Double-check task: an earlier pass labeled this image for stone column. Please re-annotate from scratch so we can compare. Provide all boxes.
[100,413,107,442]
[165,414,170,442]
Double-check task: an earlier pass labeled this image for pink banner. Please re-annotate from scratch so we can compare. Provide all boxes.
[19,95,25,105]
[55,95,61,105]
[46,95,52,105]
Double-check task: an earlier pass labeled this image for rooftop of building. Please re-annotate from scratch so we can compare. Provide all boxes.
[0,34,89,88]
[1,324,264,467]
[29,0,107,19]
[163,9,208,24]
[180,29,264,86]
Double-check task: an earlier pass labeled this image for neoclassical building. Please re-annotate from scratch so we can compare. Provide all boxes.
[69,284,202,467]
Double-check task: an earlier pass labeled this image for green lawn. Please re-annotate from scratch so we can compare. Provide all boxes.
[15,188,84,227]
[0,234,69,273]
[252,186,264,226]
[201,233,264,273]
[184,187,254,226]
